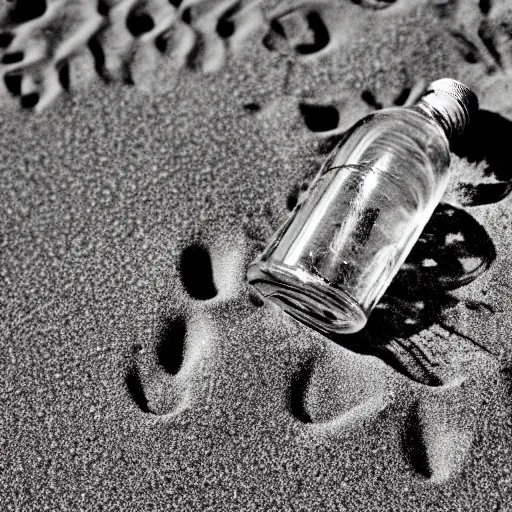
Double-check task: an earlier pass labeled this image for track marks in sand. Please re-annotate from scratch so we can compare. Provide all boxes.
[105,0,264,87]
[0,0,104,110]
[0,0,264,106]
[125,237,246,415]
[0,0,425,108]
[285,340,493,482]
[1,0,512,110]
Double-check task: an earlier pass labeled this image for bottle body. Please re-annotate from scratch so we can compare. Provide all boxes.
[247,107,451,334]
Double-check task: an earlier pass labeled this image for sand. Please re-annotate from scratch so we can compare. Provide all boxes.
[1,0,512,510]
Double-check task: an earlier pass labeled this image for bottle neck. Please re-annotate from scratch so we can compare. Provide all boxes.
[412,93,472,141]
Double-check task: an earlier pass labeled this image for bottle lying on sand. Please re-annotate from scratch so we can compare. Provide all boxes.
[247,78,478,335]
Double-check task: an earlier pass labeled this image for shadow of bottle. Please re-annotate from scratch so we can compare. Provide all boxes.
[451,109,512,206]
[328,203,496,386]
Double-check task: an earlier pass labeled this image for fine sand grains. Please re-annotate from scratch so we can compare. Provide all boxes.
[1,0,512,510]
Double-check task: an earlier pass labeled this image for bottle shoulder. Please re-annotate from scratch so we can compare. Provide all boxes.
[360,107,449,142]
[333,107,451,167]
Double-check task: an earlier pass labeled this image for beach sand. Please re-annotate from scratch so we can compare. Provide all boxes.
[1,0,512,509]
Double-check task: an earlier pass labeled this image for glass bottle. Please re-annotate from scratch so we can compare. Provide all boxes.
[247,79,478,334]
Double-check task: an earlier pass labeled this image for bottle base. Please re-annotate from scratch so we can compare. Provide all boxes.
[247,260,368,335]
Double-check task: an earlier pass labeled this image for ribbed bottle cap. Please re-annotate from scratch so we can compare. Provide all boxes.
[418,78,479,139]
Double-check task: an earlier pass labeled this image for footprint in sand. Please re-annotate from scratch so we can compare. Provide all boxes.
[262,7,331,57]
[126,309,217,416]
[281,298,499,483]
[401,374,492,483]
[125,237,246,416]
[262,0,423,61]
[125,242,219,416]
[280,308,498,485]
[286,342,393,428]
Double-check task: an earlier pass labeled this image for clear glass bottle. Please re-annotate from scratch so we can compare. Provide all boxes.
[247,79,478,334]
